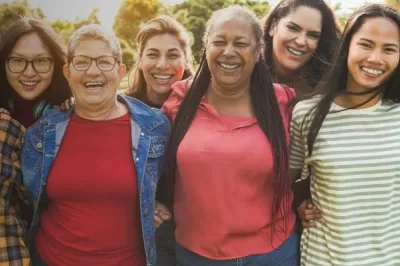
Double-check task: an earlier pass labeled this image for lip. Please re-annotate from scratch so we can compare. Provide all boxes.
[83,81,106,93]
[19,80,40,91]
[286,46,307,59]
[359,66,385,77]
[151,73,175,85]
[217,62,241,71]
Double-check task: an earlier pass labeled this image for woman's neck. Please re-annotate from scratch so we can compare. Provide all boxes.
[335,78,382,109]
[146,88,170,107]
[11,95,37,128]
[74,99,127,121]
[206,81,253,117]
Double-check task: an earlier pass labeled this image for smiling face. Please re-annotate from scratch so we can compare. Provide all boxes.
[139,33,186,101]
[6,32,54,101]
[206,16,260,90]
[63,39,126,109]
[346,17,400,92]
[269,5,322,74]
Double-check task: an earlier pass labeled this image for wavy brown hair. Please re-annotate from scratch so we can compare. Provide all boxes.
[125,15,194,99]
[262,0,342,88]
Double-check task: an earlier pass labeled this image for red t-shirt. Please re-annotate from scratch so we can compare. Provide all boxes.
[35,113,146,266]
[162,80,296,259]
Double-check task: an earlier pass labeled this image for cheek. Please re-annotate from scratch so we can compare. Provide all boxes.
[67,72,84,88]
[141,61,155,77]
[172,62,185,79]
[308,39,319,53]
[40,70,54,87]
[388,55,400,73]
[5,69,19,86]
[206,46,220,61]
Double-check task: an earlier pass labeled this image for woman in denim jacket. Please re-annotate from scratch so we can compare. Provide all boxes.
[21,25,169,266]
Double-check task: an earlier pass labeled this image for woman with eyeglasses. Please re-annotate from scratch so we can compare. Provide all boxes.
[22,24,169,266]
[0,17,72,264]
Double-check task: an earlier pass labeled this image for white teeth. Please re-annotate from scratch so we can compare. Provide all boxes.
[287,47,305,56]
[219,63,240,69]
[85,81,104,87]
[153,74,173,80]
[361,67,383,76]
[21,81,39,86]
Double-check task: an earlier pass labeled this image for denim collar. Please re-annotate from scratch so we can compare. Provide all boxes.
[40,94,165,133]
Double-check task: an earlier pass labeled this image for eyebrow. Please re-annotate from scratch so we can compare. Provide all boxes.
[359,38,399,48]
[145,48,181,53]
[288,22,321,35]
[8,52,51,57]
[214,35,250,41]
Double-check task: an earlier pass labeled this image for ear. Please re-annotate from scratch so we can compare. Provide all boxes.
[269,19,277,37]
[118,64,127,78]
[63,64,70,79]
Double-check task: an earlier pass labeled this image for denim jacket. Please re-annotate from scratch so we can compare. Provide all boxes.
[21,94,170,266]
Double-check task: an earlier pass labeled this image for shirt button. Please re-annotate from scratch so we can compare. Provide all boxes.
[136,157,139,162]
[144,209,148,216]
[140,133,144,136]
[36,143,43,149]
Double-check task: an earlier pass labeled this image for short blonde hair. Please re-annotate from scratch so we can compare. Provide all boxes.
[67,24,123,61]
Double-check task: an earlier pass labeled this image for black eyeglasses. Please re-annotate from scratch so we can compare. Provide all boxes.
[69,55,120,72]
[7,57,53,73]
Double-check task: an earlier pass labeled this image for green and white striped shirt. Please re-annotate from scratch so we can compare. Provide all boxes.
[290,97,400,266]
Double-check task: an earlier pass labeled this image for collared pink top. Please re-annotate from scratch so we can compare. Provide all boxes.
[162,80,296,259]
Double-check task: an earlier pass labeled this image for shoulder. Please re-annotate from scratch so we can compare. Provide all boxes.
[0,113,25,148]
[119,94,170,135]
[171,78,192,97]
[273,83,296,104]
[0,112,25,135]
[161,78,193,122]
[292,96,321,122]
[27,108,68,131]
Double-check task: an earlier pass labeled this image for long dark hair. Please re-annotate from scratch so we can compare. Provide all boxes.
[126,15,194,100]
[166,6,291,232]
[305,3,400,158]
[263,0,342,87]
[0,17,72,109]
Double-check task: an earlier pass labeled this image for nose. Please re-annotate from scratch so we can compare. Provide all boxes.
[223,44,235,56]
[22,62,36,77]
[86,60,101,75]
[156,56,169,69]
[367,49,384,64]
[294,33,306,47]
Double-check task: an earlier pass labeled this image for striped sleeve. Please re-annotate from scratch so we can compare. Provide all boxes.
[289,103,306,170]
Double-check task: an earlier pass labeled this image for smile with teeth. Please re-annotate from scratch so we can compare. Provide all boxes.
[218,63,240,70]
[20,80,39,86]
[287,47,305,56]
[360,67,383,76]
[152,74,173,80]
[84,81,105,88]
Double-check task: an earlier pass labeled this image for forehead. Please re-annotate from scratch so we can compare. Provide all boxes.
[11,32,51,56]
[352,17,400,44]
[72,39,114,57]
[143,33,184,52]
[280,6,322,31]
[208,16,256,41]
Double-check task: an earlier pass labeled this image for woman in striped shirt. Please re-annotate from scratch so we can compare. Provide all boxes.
[290,3,400,265]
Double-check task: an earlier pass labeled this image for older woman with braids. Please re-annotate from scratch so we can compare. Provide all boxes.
[161,5,298,266]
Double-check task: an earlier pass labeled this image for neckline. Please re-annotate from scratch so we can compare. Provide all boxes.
[331,99,382,113]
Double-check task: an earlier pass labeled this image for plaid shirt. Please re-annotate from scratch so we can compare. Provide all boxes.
[0,113,30,266]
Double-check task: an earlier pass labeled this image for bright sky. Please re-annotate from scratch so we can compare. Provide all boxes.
[13,0,384,30]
